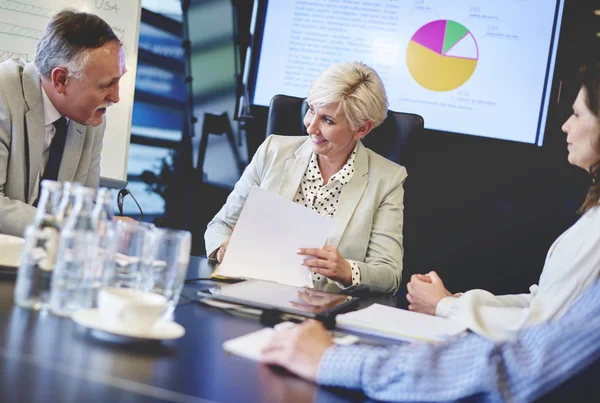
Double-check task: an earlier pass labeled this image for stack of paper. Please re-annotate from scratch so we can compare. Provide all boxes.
[216,187,333,287]
[335,303,467,343]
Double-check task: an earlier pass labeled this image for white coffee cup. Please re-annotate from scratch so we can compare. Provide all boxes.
[0,234,25,267]
[97,287,168,333]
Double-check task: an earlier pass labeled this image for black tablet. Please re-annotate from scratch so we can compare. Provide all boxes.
[196,280,360,320]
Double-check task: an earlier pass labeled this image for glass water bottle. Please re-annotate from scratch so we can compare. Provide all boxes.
[91,188,118,303]
[49,186,99,317]
[14,180,64,309]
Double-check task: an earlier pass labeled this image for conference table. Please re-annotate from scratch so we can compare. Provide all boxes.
[0,256,405,402]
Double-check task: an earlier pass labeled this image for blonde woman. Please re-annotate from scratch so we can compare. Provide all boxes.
[205,61,405,293]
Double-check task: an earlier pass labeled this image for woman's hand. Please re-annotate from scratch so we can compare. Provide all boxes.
[297,245,352,286]
[406,271,452,315]
[216,227,235,263]
[261,320,333,381]
[216,237,230,263]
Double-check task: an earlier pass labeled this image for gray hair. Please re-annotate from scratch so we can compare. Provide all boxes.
[35,10,121,80]
[307,61,388,131]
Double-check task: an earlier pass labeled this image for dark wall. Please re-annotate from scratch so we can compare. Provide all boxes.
[401,127,590,295]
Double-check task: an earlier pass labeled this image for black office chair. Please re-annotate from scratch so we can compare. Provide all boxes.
[265,94,424,164]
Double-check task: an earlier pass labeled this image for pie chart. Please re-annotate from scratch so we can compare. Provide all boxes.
[407,20,478,91]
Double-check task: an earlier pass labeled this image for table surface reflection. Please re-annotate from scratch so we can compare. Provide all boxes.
[0,256,406,403]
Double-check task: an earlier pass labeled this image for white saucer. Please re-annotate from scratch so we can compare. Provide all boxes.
[72,308,185,342]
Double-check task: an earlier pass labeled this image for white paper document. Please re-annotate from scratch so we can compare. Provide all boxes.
[335,303,468,343]
[223,327,277,362]
[223,322,359,362]
[217,187,334,287]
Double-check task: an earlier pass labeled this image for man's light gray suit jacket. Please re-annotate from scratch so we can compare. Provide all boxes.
[0,59,104,236]
[205,135,407,294]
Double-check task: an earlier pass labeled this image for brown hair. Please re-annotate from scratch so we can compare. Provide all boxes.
[576,62,600,214]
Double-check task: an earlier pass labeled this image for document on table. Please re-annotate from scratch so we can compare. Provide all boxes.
[223,322,359,362]
[216,186,334,287]
[335,303,468,343]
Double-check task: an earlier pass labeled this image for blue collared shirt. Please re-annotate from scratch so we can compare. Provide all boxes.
[317,280,600,402]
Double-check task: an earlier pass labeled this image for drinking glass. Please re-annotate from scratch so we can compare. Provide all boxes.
[143,228,191,317]
[103,221,155,289]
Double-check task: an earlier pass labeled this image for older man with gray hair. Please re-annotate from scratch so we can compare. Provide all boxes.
[0,10,126,236]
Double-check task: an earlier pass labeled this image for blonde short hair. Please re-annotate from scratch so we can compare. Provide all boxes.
[307,61,388,131]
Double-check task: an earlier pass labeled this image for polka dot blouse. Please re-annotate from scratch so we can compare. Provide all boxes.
[293,144,361,288]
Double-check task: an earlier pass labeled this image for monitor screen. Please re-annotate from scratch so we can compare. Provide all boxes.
[247,0,565,146]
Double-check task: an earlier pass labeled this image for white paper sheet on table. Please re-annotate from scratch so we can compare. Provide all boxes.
[223,322,359,362]
[216,186,334,287]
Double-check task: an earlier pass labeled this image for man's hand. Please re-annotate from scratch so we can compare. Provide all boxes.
[406,271,452,315]
[298,245,352,285]
[261,320,333,381]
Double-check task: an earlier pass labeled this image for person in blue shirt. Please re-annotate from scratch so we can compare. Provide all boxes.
[261,279,600,402]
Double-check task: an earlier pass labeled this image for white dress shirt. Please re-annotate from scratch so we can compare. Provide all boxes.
[435,203,600,341]
[34,87,69,196]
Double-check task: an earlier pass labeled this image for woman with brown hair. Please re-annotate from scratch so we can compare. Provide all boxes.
[406,62,600,341]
